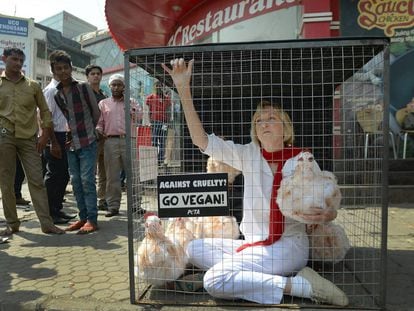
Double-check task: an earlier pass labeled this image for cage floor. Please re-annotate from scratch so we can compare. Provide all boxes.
[136,265,379,309]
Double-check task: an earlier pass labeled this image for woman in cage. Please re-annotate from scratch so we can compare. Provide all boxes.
[162,58,348,306]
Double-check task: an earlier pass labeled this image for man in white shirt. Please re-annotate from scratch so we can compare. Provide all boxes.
[42,52,74,224]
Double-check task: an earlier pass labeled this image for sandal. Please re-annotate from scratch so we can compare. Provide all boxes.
[77,221,98,234]
[65,220,86,232]
[0,225,19,236]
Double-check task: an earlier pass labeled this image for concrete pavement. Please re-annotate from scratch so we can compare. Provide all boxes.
[0,183,413,311]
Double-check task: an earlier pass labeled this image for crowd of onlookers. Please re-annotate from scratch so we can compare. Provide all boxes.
[1,47,171,236]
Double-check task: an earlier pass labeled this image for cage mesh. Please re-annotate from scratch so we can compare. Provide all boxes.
[125,39,388,309]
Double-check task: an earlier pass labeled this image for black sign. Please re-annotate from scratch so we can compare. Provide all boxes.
[157,173,229,218]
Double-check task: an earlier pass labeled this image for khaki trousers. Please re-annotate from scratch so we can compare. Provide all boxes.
[0,130,53,230]
[103,137,126,212]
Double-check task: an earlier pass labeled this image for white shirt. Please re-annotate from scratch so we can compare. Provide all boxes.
[43,79,68,132]
[203,134,310,243]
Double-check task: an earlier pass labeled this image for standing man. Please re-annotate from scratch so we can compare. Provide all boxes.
[42,50,75,224]
[85,65,107,211]
[96,74,141,217]
[0,47,64,235]
[51,50,101,234]
[145,81,171,164]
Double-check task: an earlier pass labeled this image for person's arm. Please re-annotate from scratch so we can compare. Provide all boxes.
[84,83,101,126]
[95,101,106,140]
[48,124,62,159]
[130,99,142,124]
[162,59,208,151]
[42,87,62,158]
[36,84,53,153]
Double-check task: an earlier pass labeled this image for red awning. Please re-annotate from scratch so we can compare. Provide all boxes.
[105,0,206,51]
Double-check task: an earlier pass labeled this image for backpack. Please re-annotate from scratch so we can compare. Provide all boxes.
[403,112,414,130]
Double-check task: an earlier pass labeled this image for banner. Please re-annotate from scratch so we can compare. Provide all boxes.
[157,173,229,218]
[0,15,31,75]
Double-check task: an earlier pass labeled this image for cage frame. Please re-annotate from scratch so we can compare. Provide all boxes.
[124,37,389,309]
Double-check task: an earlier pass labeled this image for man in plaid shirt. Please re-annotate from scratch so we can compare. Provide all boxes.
[51,50,101,234]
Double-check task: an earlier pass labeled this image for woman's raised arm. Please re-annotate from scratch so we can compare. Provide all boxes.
[162,58,208,151]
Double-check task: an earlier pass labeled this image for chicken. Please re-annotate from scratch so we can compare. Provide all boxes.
[197,156,241,239]
[276,151,342,224]
[206,156,240,184]
[307,223,350,263]
[193,216,240,239]
[135,214,187,286]
[165,217,196,250]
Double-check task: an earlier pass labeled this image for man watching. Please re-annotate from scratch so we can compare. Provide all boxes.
[85,64,108,211]
[0,47,64,235]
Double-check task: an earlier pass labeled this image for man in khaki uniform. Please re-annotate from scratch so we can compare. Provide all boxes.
[0,47,64,235]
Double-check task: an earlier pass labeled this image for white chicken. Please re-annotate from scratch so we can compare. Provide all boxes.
[307,222,350,264]
[165,217,196,250]
[190,216,240,239]
[206,156,240,184]
[194,156,240,240]
[277,151,342,224]
[135,214,187,287]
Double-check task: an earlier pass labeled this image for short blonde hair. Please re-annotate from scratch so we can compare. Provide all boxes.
[250,100,294,146]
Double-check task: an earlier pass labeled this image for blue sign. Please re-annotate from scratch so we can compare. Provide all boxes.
[0,17,28,37]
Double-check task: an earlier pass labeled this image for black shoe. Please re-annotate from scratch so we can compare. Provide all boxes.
[53,217,70,225]
[98,202,108,211]
[16,198,31,205]
[105,210,119,217]
[58,211,76,220]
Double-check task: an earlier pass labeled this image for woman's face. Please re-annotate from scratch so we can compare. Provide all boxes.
[255,107,284,146]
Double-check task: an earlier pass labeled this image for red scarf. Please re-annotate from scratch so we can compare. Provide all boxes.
[236,146,302,252]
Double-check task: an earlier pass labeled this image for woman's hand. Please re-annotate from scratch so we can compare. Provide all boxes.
[161,58,194,91]
[296,207,337,224]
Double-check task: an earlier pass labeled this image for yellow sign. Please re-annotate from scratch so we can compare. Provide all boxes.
[357,0,414,36]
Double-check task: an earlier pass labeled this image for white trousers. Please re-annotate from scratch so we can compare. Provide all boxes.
[187,233,309,304]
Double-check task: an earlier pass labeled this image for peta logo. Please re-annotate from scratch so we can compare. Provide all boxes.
[357,0,414,36]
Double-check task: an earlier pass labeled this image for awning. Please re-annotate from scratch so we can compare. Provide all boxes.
[105,0,206,51]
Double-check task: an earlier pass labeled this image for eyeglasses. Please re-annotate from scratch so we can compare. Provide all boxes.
[255,117,282,126]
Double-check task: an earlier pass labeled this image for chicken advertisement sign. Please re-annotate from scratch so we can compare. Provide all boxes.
[157,173,229,218]
[357,0,414,36]
[341,0,414,112]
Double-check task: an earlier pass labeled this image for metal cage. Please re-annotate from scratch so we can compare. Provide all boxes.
[124,38,389,309]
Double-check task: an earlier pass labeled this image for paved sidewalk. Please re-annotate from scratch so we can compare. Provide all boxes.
[0,183,413,311]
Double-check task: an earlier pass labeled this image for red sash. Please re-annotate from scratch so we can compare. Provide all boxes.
[236,147,302,252]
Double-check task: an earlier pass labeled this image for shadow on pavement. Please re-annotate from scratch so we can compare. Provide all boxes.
[0,242,54,306]
[14,217,129,250]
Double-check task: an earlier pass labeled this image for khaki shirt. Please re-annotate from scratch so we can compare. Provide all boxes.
[0,72,52,138]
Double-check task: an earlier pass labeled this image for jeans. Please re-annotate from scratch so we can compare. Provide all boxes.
[67,141,98,225]
[151,121,167,162]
